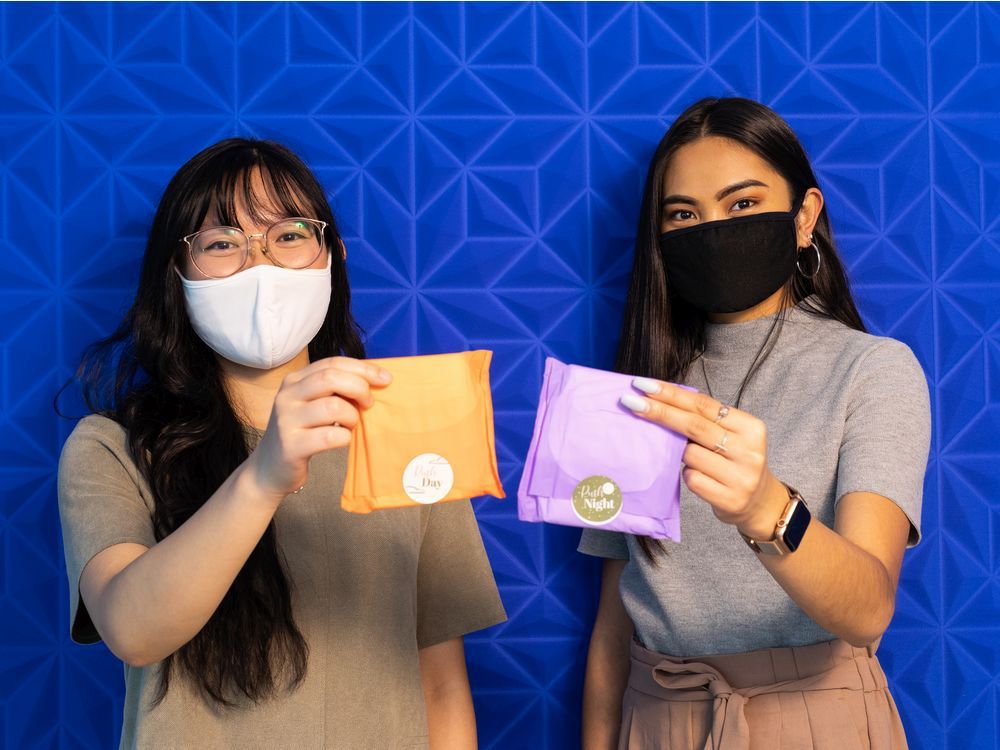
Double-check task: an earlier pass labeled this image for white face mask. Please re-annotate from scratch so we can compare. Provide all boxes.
[177,256,332,370]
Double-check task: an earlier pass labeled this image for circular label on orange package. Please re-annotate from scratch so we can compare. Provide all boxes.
[402,453,455,504]
[572,475,623,525]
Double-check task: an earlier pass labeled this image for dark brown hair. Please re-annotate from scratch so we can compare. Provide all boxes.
[615,97,865,559]
[68,138,364,704]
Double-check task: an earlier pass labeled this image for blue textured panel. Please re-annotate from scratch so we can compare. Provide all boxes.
[1,3,998,749]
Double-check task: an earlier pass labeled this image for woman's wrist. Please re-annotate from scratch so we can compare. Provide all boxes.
[735,473,791,540]
[232,455,288,513]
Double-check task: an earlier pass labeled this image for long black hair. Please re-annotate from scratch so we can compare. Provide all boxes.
[615,97,865,559]
[66,138,365,704]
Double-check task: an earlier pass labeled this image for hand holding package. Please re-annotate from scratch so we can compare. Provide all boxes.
[517,358,690,540]
[341,350,505,513]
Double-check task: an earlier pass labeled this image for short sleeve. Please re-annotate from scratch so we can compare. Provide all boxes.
[58,416,157,644]
[415,499,507,648]
[835,340,931,547]
[577,528,631,560]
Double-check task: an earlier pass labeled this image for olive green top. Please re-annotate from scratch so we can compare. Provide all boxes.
[58,415,506,750]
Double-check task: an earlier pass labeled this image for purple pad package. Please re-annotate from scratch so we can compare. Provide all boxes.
[517,358,692,541]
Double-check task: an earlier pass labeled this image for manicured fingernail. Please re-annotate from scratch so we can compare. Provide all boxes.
[620,393,649,413]
[632,377,660,395]
[378,368,392,383]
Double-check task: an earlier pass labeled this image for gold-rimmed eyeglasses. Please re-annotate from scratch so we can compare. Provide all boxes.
[180,217,328,279]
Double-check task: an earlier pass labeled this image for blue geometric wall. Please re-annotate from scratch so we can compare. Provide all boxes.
[1,3,998,748]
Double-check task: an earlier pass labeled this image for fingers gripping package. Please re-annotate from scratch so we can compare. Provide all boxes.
[340,350,505,514]
[517,358,691,540]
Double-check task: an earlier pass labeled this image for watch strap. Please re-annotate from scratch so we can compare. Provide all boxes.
[740,484,809,556]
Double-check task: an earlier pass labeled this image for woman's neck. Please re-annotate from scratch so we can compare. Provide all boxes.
[218,349,311,431]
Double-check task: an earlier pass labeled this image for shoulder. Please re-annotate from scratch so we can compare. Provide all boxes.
[792,315,930,437]
[854,336,925,379]
[59,414,137,479]
[833,328,926,395]
[849,336,930,423]
[786,306,927,387]
[68,413,127,440]
[62,413,128,455]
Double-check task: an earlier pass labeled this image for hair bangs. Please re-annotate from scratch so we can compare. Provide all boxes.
[208,162,317,232]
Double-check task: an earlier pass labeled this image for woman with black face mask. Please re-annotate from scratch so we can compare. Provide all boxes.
[579,98,930,749]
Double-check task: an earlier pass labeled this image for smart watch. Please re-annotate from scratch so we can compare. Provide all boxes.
[739,484,811,556]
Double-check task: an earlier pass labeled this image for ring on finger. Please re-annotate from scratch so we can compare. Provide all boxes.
[714,405,730,424]
[712,429,729,454]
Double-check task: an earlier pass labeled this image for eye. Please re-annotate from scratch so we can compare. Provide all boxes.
[731,197,756,212]
[203,240,237,252]
[667,209,696,221]
[271,220,317,244]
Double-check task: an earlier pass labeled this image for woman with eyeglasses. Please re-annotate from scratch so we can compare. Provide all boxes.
[57,139,505,749]
[579,98,930,748]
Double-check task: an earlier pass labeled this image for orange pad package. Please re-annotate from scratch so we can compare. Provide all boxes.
[340,350,506,513]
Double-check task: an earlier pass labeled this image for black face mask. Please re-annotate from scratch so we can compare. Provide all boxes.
[658,196,804,314]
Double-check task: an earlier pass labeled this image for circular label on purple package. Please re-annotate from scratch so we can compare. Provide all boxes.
[572,475,623,525]
[402,453,454,504]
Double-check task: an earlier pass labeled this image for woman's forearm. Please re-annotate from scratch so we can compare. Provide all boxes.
[423,682,477,750]
[420,638,477,750]
[754,515,897,646]
[84,460,282,666]
[582,558,632,750]
[622,382,912,649]
[582,629,631,750]
[84,361,387,667]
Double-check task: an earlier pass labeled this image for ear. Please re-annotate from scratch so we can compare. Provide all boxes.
[795,187,824,248]
[338,238,347,261]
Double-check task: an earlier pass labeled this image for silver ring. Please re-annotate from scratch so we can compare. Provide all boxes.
[714,405,730,424]
[712,430,729,454]
[291,484,306,495]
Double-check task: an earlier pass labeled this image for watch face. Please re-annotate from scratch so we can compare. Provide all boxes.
[782,500,811,553]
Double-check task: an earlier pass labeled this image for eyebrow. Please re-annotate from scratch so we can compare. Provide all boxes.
[661,179,770,207]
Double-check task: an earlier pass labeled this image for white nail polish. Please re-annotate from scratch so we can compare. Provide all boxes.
[620,393,649,413]
[632,377,660,395]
